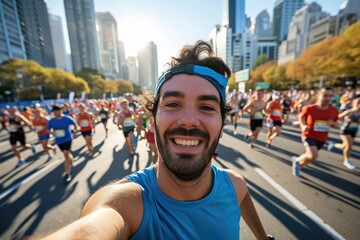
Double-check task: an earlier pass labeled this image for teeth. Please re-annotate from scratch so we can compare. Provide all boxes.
[174,139,200,146]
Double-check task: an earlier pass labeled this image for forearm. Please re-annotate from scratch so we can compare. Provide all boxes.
[240,192,267,240]
[41,208,125,240]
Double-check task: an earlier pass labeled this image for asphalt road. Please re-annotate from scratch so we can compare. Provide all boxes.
[0,114,359,240]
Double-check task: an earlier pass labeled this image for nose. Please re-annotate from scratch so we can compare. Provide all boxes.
[177,105,199,128]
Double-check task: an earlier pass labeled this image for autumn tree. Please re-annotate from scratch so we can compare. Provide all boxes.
[247,61,275,90]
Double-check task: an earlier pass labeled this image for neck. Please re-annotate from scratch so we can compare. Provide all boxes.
[155,162,213,201]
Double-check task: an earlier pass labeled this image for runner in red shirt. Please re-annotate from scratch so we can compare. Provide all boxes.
[76,103,96,156]
[291,88,339,177]
[32,106,56,160]
[265,92,283,148]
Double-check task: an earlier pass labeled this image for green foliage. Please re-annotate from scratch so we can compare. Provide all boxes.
[252,54,271,70]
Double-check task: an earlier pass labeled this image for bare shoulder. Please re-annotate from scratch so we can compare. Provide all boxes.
[82,180,143,235]
[223,169,248,204]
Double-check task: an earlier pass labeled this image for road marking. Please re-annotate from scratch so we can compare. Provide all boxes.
[254,167,345,240]
[0,159,62,201]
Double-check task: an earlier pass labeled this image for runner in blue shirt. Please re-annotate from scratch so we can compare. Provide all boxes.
[47,104,78,183]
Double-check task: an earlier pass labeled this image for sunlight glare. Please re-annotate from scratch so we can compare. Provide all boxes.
[119,17,161,57]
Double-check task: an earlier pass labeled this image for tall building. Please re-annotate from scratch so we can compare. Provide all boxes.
[221,0,246,72]
[272,0,305,42]
[64,0,100,72]
[0,0,26,63]
[16,0,55,67]
[137,41,158,91]
[96,12,122,79]
[254,10,272,38]
[336,0,360,35]
[222,0,246,34]
[126,56,138,85]
[49,14,67,70]
[278,2,327,65]
[117,40,126,79]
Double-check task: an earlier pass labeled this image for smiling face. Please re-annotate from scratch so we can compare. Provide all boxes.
[154,74,223,181]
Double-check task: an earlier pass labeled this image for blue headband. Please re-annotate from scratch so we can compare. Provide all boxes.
[154,64,229,104]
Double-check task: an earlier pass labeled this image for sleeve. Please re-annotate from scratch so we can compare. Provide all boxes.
[299,105,309,118]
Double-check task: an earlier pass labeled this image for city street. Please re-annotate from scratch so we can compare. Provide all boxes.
[0,114,359,240]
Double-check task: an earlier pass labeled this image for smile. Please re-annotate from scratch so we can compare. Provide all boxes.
[173,138,200,147]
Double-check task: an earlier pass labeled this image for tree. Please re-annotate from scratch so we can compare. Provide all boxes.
[247,61,275,90]
[263,64,289,90]
[252,54,271,70]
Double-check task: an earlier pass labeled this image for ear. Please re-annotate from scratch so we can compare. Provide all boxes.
[149,117,155,133]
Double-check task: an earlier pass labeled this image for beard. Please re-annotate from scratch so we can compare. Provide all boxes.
[155,125,220,181]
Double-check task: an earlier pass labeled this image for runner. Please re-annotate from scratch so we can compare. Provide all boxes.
[238,93,248,123]
[243,88,267,148]
[96,102,110,138]
[0,106,9,132]
[265,91,283,148]
[6,106,36,168]
[281,92,292,124]
[114,99,136,157]
[76,103,96,156]
[227,91,240,135]
[32,106,56,160]
[47,104,78,183]
[334,97,359,169]
[291,88,339,177]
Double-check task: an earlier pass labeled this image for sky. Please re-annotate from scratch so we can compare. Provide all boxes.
[46,0,346,74]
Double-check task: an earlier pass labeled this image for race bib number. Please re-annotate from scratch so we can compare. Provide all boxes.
[253,112,263,119]
[123,117,134,127]
[80,120,90,127]
[272,109,282,117]
[55,129,65,138]
[9,124,17,132]
[314,120,329,132]
[35,125,44,131]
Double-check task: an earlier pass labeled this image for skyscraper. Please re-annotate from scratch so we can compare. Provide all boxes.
[16,0,55,67]
[254,10,272,38]
[49,14,67,70]
[96,12,122,79]
[137,41,158,91]
[0,0,26,63]
[64,0,100,72]
[273,0,305,42]
[222,0,246,34]
[221,0,246,72]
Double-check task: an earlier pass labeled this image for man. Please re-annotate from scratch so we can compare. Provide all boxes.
[47,105,77,183]
[243,88,267,148]
[41,41,273,239]
[265,92,283,148]
[114,99,136,157]
[292,88,339,177]
[6,106,36,168]
[76,103,96,156]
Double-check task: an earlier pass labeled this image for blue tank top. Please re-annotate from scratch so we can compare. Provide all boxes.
[126,164,241,239]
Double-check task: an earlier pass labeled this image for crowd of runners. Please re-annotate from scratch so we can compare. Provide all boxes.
[0,86,358,183]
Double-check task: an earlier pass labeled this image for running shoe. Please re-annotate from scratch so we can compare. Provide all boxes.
[266,139,272,148]
[15,160,25,168]
[31,144,36,154]
[292,156,300,177]
[327,141,334,151]
[343,161,356,170]
[233,130,237,135]
[244,134,250,143]
[63,173,72,183]
[249,143,254,149]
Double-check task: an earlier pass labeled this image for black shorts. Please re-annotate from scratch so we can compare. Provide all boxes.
[123,126,134,137]
[100,118,108,123]
[250,119,263,132]
[273,120,282,127]
[10,132,26,145]
[283,109,290,114]
[81,130,93,137]
[58,141,72,152]
[340,128,357,138]
[301,136,325,150]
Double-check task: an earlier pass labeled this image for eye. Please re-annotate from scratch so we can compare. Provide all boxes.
[165,102,180,108]
[200,105,216,111]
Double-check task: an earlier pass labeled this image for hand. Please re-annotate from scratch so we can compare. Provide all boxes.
[301,125,309,132]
